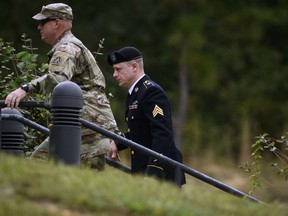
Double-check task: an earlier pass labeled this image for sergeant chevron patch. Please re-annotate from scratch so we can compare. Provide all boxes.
[152,104,164,117]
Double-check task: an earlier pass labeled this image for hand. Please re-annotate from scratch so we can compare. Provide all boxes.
[5,88,27,108]
[107,141,121,162]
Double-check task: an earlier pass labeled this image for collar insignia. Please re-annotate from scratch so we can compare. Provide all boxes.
[143,80,154,88]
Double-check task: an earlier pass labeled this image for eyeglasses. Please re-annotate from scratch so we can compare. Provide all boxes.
[39,18,56,26]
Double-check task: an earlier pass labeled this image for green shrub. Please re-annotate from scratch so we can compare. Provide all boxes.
[0,34,49,154]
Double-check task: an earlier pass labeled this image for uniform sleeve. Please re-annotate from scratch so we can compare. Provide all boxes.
[142,86,174,177]
[114,132,129,151]
[29,50,76,94]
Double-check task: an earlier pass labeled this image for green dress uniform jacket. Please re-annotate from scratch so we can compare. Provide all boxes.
[118,74,186,186]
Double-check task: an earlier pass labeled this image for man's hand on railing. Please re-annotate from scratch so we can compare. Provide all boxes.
[5,88,27,108]
[107,141,121,162]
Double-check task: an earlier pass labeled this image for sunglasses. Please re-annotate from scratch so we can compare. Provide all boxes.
[39,18,57,26]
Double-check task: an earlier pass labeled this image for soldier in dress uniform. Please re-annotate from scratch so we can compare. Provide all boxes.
[107,46,186,186]
[5,3,118,170]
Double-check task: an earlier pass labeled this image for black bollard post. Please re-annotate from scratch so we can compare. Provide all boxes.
[49,81,83,166]
[0,108,24,156]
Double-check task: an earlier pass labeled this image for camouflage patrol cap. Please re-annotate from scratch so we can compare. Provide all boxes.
[107,46,142,65]
[32,3,73,20]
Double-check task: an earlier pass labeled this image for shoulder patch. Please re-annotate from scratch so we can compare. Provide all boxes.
[51,57,62,65]
[143,80,154,88]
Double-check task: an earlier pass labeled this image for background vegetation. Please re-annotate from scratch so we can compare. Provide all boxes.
[1,0,288,202]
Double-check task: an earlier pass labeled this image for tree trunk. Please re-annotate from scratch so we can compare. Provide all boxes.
[174,44,189,149]
[239,111,251,162]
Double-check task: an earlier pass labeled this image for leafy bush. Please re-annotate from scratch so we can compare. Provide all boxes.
[0,34,50,154]
[240,133,288,194]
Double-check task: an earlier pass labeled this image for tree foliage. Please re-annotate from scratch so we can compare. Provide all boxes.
[2,0,288,163]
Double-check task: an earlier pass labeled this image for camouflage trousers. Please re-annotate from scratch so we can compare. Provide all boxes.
[30,133,111,171]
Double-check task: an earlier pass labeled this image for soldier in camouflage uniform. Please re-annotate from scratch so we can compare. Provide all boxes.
[5,3,117,170]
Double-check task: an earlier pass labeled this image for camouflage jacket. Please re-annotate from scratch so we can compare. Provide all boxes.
[29,31,117,135]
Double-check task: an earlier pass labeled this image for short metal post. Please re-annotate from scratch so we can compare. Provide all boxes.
[0,108,24,156]
[49,81,83,166]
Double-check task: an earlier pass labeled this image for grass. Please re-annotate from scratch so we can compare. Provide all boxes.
[0,153,287,216]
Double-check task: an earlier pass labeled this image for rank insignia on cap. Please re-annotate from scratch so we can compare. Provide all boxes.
[152,104,164,118]
[134,87,139,93]
[51,57,62,65]
[110,53,116,63]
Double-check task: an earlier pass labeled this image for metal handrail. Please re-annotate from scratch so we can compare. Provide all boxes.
[0,100,51,110]
[0,112,129,172]
[0,100,264,203]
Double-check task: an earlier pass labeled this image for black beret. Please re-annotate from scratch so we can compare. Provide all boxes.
[107,46,142,65]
